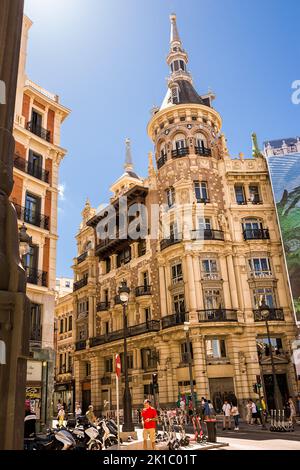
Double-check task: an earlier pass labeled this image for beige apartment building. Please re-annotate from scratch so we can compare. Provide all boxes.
[11,16,70,424]
[70,15,298,416]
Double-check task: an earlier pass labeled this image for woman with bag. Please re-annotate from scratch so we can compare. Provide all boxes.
[231,403,240,431]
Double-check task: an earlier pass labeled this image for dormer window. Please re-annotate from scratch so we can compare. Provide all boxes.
[171,86,180,104]
[171,60,186,73]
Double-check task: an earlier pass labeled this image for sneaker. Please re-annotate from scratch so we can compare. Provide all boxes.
[222,428,226,431]
[234,427,239,431]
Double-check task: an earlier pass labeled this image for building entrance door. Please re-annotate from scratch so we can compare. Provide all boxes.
[208,377,236,413]
[81,384,91,414]
[263,373,289,410]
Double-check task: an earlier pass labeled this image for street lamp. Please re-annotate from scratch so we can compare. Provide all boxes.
[183,322,196,413]
[259,300,283,412]
[18,223,32,257]
[118,280,134,432]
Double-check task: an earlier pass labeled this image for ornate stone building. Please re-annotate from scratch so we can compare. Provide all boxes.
[11,16,70,424]
[71,15,298,415]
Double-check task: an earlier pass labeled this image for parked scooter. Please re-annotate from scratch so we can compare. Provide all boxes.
[97,419,118,448]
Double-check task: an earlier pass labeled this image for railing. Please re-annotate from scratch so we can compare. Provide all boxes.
[58,365,73,375]
[75,340,86,351]
[249,271,273,278]
[14,156,49,183]
[14,203,49,230]
[195,146,211,157]
[201,272,221,280]
[195,197,210,204]
[161,312,188,329]
[101,376,112,385]
[243,229,270,240]
[160,234,182,251]
[90,320,160,347]
[77,251,87,264]
[253,308,285,321]
[73,277,88,291]
[191,229,224,241]
[257,349,290,362]
[171,147,189,158]
[197,309,238,322]
[157,153,167,169]
[96,301,110,312]
[30,325,42,345]
[26,121,51,142]
[26,267,47,287]
[135,285,152,297]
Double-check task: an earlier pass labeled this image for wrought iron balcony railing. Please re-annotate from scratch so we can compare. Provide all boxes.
[157,153,167,169]
[197,309,238,322]
[253,308,285,322]
[171,147,189,158]
[26,121,51,142]
[243,229,270,240]
[73,276,88,291]
[26,267,47,287]
[191,229,225,241]
[160,234,182,251]
[194,146,211,157]
[30,325,42,342]
[14,156,49,183]
[14,203,49,230]
[75,340,86,351]
[201,272,221,281]
[161,312,188,329]
[90,320,160,347]
[96,301,110,312]
[77,251,87,264]
[135,285,152,297]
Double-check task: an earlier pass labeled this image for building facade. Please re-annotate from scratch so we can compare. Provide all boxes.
[11,16,70,424]
[71,15,298,416]
[56,277,74,298]
[54,292,74,415]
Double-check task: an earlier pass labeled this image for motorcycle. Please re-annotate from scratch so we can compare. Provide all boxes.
[67,416,102,450]
[97,419,118,448]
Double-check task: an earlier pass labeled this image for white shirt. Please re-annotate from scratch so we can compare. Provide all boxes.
[251,403,257,413]
[222,403,231,416]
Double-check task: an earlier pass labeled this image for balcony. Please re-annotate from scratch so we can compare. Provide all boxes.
[160,234,182,251]
[243,229,270,240]
[26,121,51,142]
[135,285,152,297]
[201,272,221,281]
[58,365,73,375]
[171,147,189,158]
[75,340,86,351]
[73,276,88,291]
[249,270,273,279]
[157,153,167,169]
[191,229,224,241]
[195,146,211,157]
[253,308,285,321]
[26,267,47,287]
[197,309,238,322]
[90,320,160,347]
[14,156,49,183]
[96,301,110,312]
[14,203,49,230]
[161,312,188,329]
[257,349,290,364]
[77,251,87,264]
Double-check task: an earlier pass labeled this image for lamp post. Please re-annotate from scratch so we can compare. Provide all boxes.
[259,301,283,412]
[119,281,134,432]
[183,322,196,412]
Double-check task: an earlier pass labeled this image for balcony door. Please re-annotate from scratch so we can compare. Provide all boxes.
[22,244,38,271]
[30,303,42,341]
[28,150,43,179]
[25,192,41,225]
[204,289,222,310]
[31,109,42,132]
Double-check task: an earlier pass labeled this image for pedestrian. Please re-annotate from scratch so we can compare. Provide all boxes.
[75,402,82,418]
[141,399,158,450]
[57,404,65,427]
[222,400,231,430]
[57,399,62,413]
[208,400,215,418]
[296,395,300,417]
[86,404,97,425]
[288,397,296,424]
[230,403,240,431]
[203,399,211,420]
[256,400,263,425]
[246,400,252,424]
[250,400,259,425]
[137,408,141,424]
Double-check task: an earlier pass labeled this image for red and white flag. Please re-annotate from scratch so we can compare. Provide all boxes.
[115,354,121,378]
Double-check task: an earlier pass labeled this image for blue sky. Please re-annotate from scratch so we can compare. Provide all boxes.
[24,0,300,277]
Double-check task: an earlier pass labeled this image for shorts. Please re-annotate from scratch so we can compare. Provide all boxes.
[143,428,156,443]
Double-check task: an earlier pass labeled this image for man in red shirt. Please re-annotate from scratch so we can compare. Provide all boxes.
[141,399,158,450]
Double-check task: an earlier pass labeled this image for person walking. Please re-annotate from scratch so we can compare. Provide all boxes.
[288,397,296,424]
[296,395,300,417]
[57,404,65,427]
[203,399,211,420]
[141,399,158,450]
[230,403,240,431]
[86,404,97,425]
[75,402,82,419]
[246,400,252,424]
[222,400,231,430]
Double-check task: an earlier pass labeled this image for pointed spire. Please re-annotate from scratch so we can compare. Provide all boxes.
[170,13,181,43]
[124,138,133,171]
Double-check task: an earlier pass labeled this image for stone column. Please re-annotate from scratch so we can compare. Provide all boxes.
[157,340,171,406]
[219,255,231,309]
[88,295,95,339]
[91,354,102,414]
[185,254,197,322]
[226,254,239,309]
[159,265,168,317]
[192,335,209,399]
[193,255,204,310]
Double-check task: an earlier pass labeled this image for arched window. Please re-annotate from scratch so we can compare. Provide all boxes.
[171,86,180,104]
[157,141,167,169]
[195,133,207,149]
[173,133,186,150]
